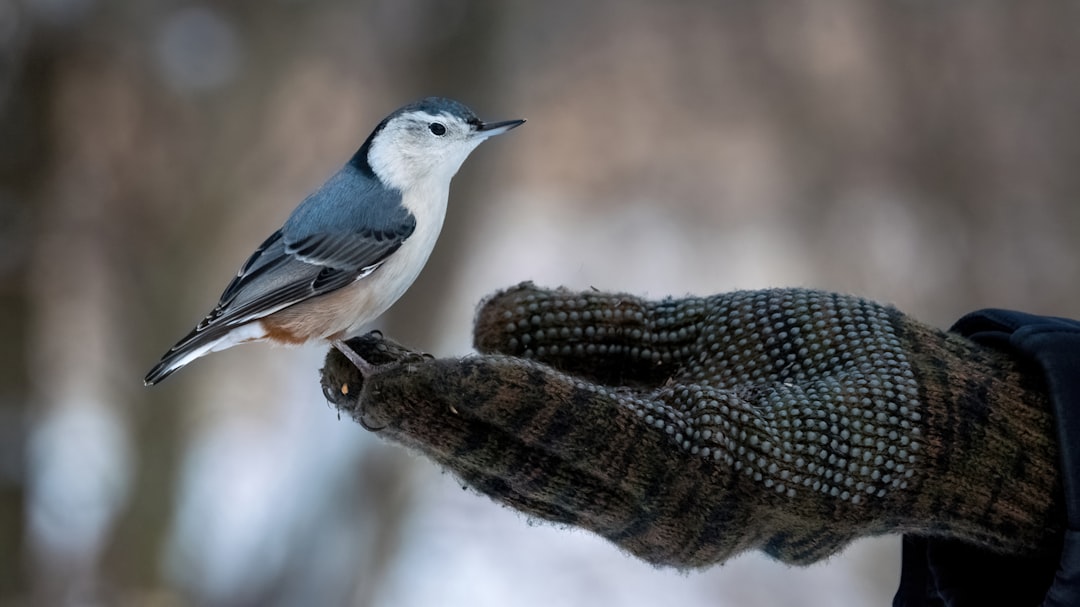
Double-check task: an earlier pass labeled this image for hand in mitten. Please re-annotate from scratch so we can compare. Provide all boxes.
[321,283,1062,567]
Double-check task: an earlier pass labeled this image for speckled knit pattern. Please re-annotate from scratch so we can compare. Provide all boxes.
[321,283,1063,568]
[493,289,924,506]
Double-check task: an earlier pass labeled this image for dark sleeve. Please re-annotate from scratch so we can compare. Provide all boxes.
[894,310,1080,607]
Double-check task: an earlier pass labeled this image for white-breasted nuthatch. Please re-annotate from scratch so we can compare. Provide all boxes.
[144,97,524,385]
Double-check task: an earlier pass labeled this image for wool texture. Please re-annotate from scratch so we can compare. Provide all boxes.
[320,283,1062,568]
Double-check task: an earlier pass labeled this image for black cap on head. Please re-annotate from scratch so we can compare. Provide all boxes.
[397,96,480,124]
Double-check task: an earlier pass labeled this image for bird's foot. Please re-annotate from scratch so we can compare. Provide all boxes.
[332,339,376,375]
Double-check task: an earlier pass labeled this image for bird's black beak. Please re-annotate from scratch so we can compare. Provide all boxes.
[476,118,526,137]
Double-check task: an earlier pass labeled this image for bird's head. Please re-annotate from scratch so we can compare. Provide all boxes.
[360,97,524,191]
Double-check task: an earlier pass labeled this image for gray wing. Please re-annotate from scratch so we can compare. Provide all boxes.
[178,166,415,347]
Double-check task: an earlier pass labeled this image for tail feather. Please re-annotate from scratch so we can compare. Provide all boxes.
[144,336,221,386]
[144,323,267,386]
[144,358,184,386]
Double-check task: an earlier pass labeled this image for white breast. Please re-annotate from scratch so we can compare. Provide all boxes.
[339,182,450,335]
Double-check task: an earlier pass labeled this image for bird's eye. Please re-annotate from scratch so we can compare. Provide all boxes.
[429,122,447,136]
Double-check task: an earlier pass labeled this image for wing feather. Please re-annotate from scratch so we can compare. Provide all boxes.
[174,166,416,351]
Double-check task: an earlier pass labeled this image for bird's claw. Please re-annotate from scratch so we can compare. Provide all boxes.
[333,339,376,375]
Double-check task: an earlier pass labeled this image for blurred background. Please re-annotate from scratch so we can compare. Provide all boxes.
[3,1,1079,605]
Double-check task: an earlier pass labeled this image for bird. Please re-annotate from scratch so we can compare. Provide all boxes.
[144,96,525,385]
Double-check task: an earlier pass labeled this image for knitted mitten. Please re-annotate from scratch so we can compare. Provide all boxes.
[321,283,1062,567]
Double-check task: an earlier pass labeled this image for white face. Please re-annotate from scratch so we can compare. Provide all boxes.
[367,110,490,191]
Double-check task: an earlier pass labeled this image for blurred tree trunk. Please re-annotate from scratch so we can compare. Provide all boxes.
[22,16,188,599]
[0,33,54,603]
